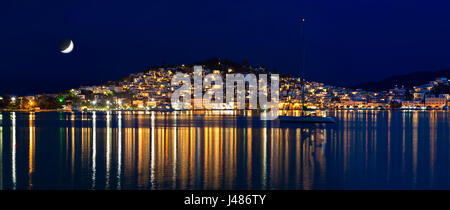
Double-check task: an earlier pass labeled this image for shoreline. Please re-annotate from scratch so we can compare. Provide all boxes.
[0,109,448,113]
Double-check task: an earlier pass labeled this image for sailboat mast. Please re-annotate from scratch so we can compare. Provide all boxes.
[300,18,306,116]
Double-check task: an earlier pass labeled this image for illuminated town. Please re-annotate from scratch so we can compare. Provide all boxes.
[0,59,449,112]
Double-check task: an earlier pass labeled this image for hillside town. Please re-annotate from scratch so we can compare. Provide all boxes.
[0,59,449,112]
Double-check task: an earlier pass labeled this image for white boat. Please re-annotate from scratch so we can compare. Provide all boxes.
[278,115,336,123]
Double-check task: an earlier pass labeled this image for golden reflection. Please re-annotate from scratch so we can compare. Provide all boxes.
[172,112,177,189]
[302,129,314,190]
[246,126,252,188]
[412,111,418,185]
[0,113,2,190]
[373,110,378,166]
[137,112,150,188]
[430,111,436,184]
[81,112,91,187]
[262,121,267,189]
[387,111,391,180]
[295,128,301,187]
[106,111,112,189]
[28,112,35,189]
[284,128,289,186]
[117,111,122,189]
[71,112,75,185]
[365,111,369,177]
[150,111,155,189]
[22,110,448,190]
[11,112,16,190]
[92,111,97,189]
[317,128,327,185]
[123,111,136,188]
[402,111,406,177]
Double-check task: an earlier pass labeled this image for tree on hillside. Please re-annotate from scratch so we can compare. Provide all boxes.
[390,101,402,109]
[404,89,414,101]
[0,94,12,108]
[37,95,62,109]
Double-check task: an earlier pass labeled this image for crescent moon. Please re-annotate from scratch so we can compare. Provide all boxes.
[61,40,74,53]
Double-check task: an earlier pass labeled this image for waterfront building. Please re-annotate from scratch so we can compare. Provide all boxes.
[425,97,447,109]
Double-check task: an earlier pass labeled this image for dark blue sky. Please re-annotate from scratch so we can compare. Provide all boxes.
[2,0,450,95]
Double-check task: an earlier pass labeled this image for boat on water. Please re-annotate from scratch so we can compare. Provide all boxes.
[277,18,336,124]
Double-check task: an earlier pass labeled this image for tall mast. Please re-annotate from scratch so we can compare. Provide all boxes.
[300,18,306,116]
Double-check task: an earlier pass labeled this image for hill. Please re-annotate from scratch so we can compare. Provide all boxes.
[351,69,450,91]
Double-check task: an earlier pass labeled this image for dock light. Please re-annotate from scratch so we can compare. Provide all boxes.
[58,97,64,103]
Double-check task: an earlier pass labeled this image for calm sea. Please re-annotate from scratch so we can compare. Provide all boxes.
[0,110,449,190]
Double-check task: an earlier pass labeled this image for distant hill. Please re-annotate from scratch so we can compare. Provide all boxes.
[351,69,450,91]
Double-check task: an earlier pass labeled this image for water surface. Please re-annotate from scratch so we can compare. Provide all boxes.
[0,110,449,190]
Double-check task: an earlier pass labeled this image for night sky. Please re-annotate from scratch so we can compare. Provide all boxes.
[2,0,450,95]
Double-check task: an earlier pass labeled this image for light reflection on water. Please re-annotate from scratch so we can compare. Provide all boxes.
[0,110,449,190]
